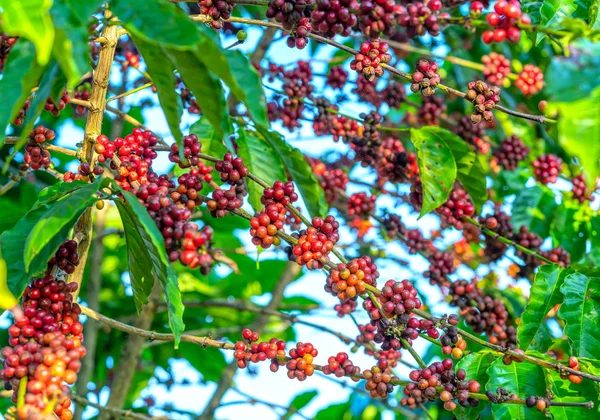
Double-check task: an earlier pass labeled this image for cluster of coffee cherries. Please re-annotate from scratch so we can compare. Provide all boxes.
[410,59,440,96]
[482,52,511,86]
[180,224,214,274]
[0,34,17,73]
[516,64,544,96]
[409,181,474,230]
[326,66,349,90]
[425,251,456,286]
[482,0,530,44]
[72,83,91,116]
[266,0,313,32]
[363,360,398,398]
[513,226,544,276]
[358,0,401,37]
[350,39,392,81]
[1,241,85,420]
[199,0,235,29]
[234,329,286,369]
[532,154,561,184]
[285,342,318,380]
[480,212,513,262]
[493,135,530,171]
[207,187,242,218]
[250,203,286,249]
[311,0,358,38]
[315,164,349,205]
[449,279,516,348]
[47,240,79,276]
[22,126,55,171]
[291,216,339,269]
[397,1,443,38]
[95,129,160,189]
[347,192,376,220]
[571,174,594,203]
[44,92,70,117]
[417,95,447,126]
[402,360,480,410]
[325,256,379,300]
[466,80,501,124]
[322,352,361,379]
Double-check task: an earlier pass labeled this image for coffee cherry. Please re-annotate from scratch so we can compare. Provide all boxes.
[215,152,249,187]
[350,39,392,81]
[493,135,530,170]
[347,192,376,220]
[311,0,358,38]
[532,154,562,184]
[198,0,235,29]
[516,64,544,96]
[326,66,348,90]
[482,52,511,86]
[358,0,402,37]
[410,59,441,96]
[397,2,441,38]
[466,80,501,124]
[236,30,247,41]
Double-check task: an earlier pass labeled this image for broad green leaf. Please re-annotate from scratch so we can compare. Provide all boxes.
[547,87,600,189]
[558,272,600,358]
[536,0,578,44]
[237,130,287,212]
[0,40,45,147]
[0,182,38,234]
[511,186,558,237]
[494,169,529,198]
[24,181,103,271]
[545,40,600,101]
[315,402,350,420]
[49,0,102,88]
[518,265,570,351]
[409,127,457,216]
[422,126,487,212]
[132,36,183,148]
[550,202,588,262]
[34,180,88,206]
[1,205,73,297]
[165,48,230,137]
[454,352,495,419]
[590,0,600,28]
[283,390,318,418]
[111,0,201,48]
[256,126,328,217]
[487,358,547,420]
[223,50,268,126]
[4,61,64,169]
[190,117,228,158]
[590,214,600,265]
[0,0,54,65]
[114,190,185,346]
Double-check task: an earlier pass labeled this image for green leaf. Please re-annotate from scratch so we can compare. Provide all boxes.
[590,0,600,28]
[132,36,183,148]
[453,352,495,419]
[34,181,89,207]
[315,402,350,420]
[409,127,457,216]
[111,0,202,48]
[423,126,487,212]
[518,265,570,351]
[283,390,318,419]
[494,169,529,198]
[165,48,230,137]
[511,186,558,237]
[4,60,64,169]
[222,50,268,126]
[237,130,287,212]
[0,40,45,147]
[255,126,328,217]
[536,0,578,44]
[49,0,102,89]
[0,183,38,234]
[190,117,228,158]
[114,190,185,346]
[23,182,103,271]
[486,358,547,420]
[0,0,54,65]
[547,87,600,189]
[550,202,588,262]
[558,272,600,358]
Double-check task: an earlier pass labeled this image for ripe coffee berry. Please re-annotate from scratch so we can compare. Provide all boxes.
[481,0,529,44]
[179,224,215,274]
[261,180,298,206]
[410,59,441,96]
[44,92,70,117]
[326,66,349,90]
[482,52,511,86]
[23,126,55,171]
[286,342,318,380]
[532,154,562,184]
[515,64,544,96]
[382,80,407,109]
[207,187,243,218]
[250,203,286,248]
[437,185,475,230]
[350,39,392,81]
[354,75,384,107]
[169,134,204,168]
[266,0,314,31]
[234,330,286,369]
[215,152,249,186]
[292,226,334,269]
[405,229,430,255]
[382,214,407,239]
[425,251,456,286]
[47,240,79,275]
[286,17,312,49]
[542,246,570,267]
[466,80,501,124]
[317,165,349,204]
[363,365,396,398]
[311,0,358,38]
[322,352,360,380]
[347,192,376,220]
[493,135,530,170]
[417,95,447,126]
[325,256,378,300]
[571,174,594,203]
[358,0,401,37]
[397,1,441,38]
[199,0,235,29]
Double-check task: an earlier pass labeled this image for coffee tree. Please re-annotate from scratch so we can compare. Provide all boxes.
[0,0,599,419]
